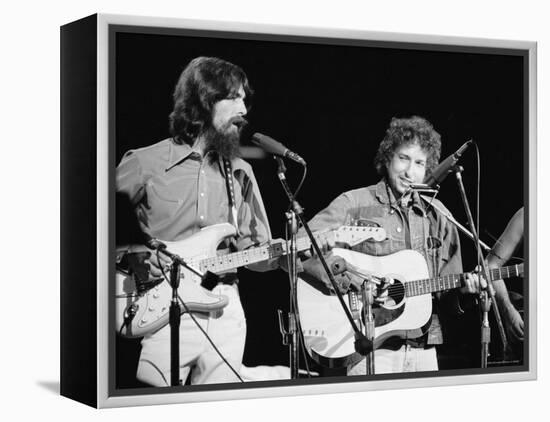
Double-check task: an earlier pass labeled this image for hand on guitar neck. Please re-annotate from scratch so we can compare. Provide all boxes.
[296,249,524,367]
[460,265,488,295]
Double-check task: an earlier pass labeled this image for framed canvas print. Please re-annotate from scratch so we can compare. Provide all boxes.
[60,13,536,408]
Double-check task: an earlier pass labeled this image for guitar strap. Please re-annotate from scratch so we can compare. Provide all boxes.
[221,158,240,238]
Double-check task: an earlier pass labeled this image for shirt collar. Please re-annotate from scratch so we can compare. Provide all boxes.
[165,139,203,172]
[163,138,250,174]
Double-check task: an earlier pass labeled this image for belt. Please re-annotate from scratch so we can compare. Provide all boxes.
[380,336,430,351]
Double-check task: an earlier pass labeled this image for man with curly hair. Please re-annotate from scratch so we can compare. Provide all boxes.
[116,57,274,386]
[301,116,482,374]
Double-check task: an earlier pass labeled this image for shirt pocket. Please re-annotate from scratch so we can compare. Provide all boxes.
[144,176,189,221]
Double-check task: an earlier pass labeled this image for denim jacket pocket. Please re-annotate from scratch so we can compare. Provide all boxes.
[425,235,444,277]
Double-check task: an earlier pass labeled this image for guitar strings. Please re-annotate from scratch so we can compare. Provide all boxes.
[362,263,523,298]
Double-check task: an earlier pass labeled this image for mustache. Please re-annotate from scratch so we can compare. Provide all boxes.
[228,115,248,129]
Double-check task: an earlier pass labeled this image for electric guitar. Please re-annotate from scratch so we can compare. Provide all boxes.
[116,223,386,338]
[297,248,524,368]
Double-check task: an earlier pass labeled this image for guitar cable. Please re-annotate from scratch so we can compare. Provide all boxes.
[283,162,319,378]
[116,267,138,336]
[119,305,138,336]
[158,250,245,383]
[293,163,314,377]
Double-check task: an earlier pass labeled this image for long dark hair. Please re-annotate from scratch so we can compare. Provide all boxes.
[374,116,442,177]
[169,56,253,145]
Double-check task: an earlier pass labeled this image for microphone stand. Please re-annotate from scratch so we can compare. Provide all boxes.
[273,157,372,374]
[275,157,300,378]
[154,245,215,386]
[169,262,182,386]
[361,279,376,374]
[451,165,508,367]
[419,192,492,253]
[285,210,300,378]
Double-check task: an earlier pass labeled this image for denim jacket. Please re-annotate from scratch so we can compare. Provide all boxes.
[305,179,464,345]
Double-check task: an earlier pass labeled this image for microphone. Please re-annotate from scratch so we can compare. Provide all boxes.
[424,139,472,187]
[251,133,306,166]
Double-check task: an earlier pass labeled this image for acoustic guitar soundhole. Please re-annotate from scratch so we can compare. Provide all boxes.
[370,278,406,327]
[380,278,405,309]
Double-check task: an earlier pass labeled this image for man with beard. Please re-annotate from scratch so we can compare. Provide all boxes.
[116,57,273,386]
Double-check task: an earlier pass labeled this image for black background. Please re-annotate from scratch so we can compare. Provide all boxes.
[114,29,525,384]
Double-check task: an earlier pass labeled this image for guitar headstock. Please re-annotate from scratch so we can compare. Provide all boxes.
[333,226,387,247]
[517,263,524,277]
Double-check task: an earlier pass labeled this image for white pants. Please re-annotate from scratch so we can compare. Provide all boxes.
[136,284,246,386]
[347,345,438,375]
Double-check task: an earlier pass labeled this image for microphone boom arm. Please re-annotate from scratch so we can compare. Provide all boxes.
[419,194,492,252]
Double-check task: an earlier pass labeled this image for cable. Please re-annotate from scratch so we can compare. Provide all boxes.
[474,141,482,269]
[293,164,307,199]
[118,304,138,336]
[158,250,245,383]
[177,294,245,383]
[278,159,314,377]
[116,267,136,336]
[293,291,312,377]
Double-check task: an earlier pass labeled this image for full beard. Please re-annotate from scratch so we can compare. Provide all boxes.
[203,116,247,163]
